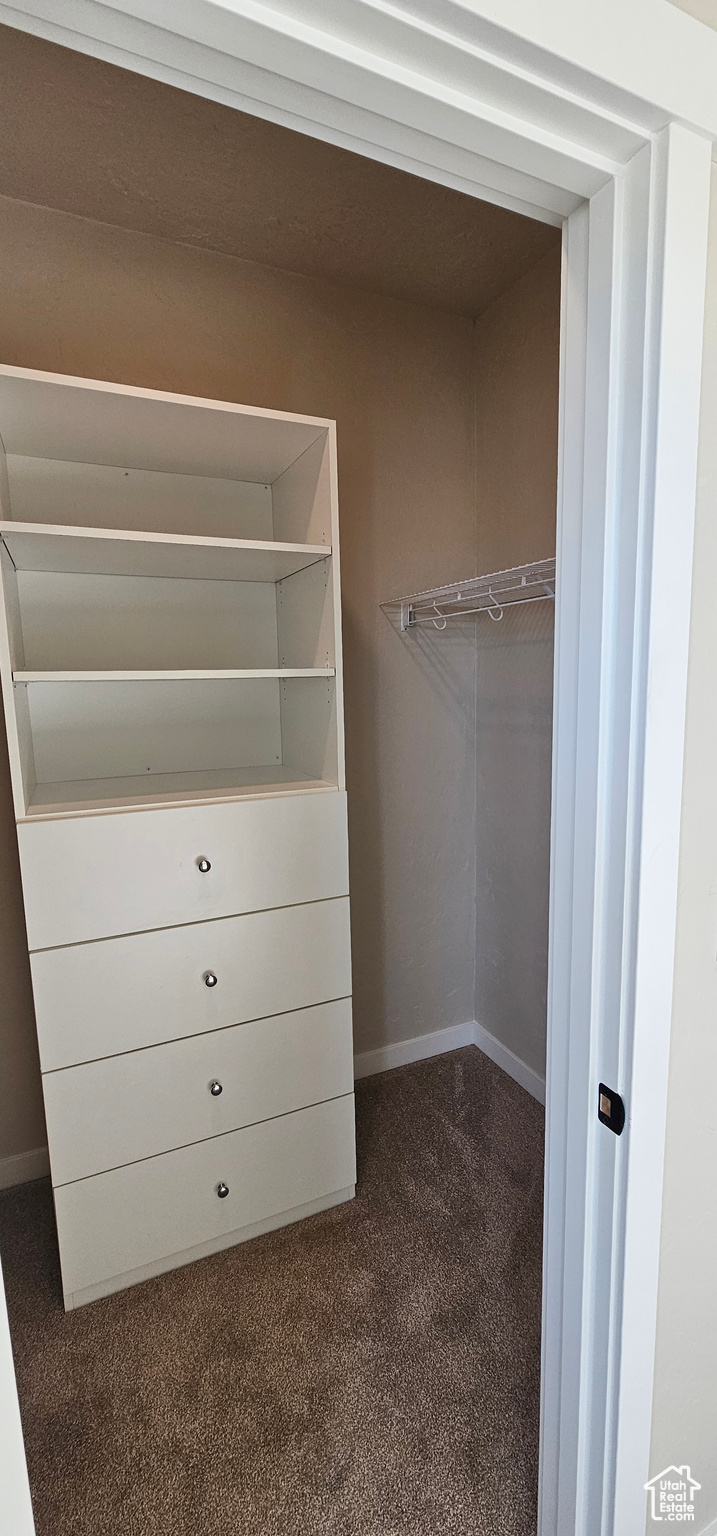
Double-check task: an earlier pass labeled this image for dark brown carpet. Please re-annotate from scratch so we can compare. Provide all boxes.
[0,1047,544,1536]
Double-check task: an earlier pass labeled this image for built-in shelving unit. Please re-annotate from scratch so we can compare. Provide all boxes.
[0,366,346,817]
[0,368,355,1306]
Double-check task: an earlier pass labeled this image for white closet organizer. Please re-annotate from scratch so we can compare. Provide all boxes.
[0,365,356,1309]
[381,559,556,632]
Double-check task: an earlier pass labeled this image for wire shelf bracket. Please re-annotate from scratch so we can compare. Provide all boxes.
[382,558,556,632]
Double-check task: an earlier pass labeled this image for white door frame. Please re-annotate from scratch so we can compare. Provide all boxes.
[0,5,713,1533]
[0,1254,34,1535]
[545,127,711,1535]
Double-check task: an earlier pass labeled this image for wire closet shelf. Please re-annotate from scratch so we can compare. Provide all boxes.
[382,557,556,631]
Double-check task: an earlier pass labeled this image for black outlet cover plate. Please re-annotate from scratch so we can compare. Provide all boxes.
[598,1083,625,1135]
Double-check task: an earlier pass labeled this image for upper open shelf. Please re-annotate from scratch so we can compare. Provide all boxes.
[0,366,329,482]
[0,523,330,584]
[0,368,344,819]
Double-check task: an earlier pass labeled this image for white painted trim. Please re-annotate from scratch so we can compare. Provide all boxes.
[0,6,711,1532]
[353,1021,477,1080]
[0,1255,35,1535]
[612,122,713,1536]
[375,0,717,140]
[0,0,657,224]
[0,1147,49,1191]
[1,1022,544,1198]
[7,1,717,174]
[354,1020,545,1105]
[539,193,590,1536]
[471,1022,546,1106]
[0,1029,543,1198]
[538,125,712,1536]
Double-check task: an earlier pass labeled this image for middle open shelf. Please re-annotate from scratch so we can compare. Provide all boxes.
[0,521,331,583]
[2,521,335,673]
[0,385,346,820]
[1,513,341,816]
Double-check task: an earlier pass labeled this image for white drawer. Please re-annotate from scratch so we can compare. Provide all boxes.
[18,790,348,948]
[32,897,351,1071]
[43,998,354,1185]
[54,1094,356,1300]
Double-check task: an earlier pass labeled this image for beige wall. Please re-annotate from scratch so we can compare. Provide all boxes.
[0,192,559,1162]
[648,166,717,1529]
[473,250,561,1077]
[0,193,479,1158]
[667,0,717,29]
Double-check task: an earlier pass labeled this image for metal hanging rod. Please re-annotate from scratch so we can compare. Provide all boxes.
[381,557,556,631]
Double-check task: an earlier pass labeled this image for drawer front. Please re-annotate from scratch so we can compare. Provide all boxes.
[19,790,348,949]
[54,1094,356,1297]
[32,897,352,1071]
[44,998,354,1186]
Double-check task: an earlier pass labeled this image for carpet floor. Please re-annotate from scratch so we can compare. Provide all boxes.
[0,1047,544,1536]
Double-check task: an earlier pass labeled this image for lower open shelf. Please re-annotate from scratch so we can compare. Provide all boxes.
[23,764,337,818]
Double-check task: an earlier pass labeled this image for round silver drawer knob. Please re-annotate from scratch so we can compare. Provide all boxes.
[216,1182,229,1199]
[197,857,211,873]
[204,972,218,988]
[209,1080,223,1097]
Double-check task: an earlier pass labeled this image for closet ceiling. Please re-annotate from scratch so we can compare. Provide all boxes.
[0,24,560,319]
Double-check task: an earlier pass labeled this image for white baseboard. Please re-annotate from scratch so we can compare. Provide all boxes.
[353,1021,478,1080]
[0,1146,50,1191]
[0,1030,543,1192]
[353,1019,546,1105]
[471,1021,546,1105]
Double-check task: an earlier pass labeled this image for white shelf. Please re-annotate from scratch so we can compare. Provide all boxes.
[23,765,337,818]
[0,369,344,820]
[14,668,336,683]
[0,366,330,482]
[0,522,330,584]
[382,557,556,629]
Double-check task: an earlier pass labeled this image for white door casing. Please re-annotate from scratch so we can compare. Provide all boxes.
[0,1253,34,1536]
[0,5,713,1533]
[544,126,711,1536]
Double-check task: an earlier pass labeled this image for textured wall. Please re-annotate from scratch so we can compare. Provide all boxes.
[0,23,558,321]
[0,193,479,1157]
[472,249,561,1077]
[648,166,717,1530]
